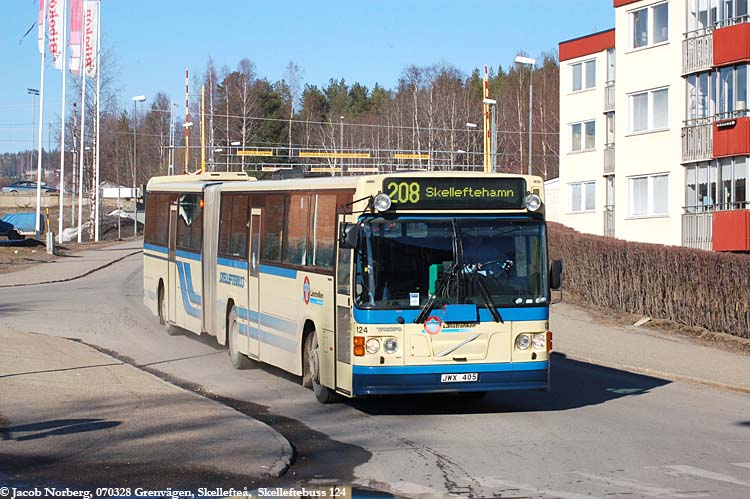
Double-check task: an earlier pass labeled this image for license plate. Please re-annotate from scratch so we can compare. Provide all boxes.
[440,373,478,383]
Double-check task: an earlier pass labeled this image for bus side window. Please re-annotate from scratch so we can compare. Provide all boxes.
[263,195,285,261]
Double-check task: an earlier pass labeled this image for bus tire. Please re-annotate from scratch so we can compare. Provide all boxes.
[158,283,166,325]
[228,307,253,369]
[304,330,341,404]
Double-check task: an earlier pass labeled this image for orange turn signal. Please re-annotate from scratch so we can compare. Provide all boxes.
[353,345,365,356]
[546,331,553,352]
[353,336,365,346]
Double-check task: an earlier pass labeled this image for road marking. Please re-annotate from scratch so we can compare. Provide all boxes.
[732,462,750,469]
[471,476,604,499]
[662,465,750,488]
[572,472,709,498]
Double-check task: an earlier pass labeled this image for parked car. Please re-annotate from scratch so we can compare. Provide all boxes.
[1,181,58,193]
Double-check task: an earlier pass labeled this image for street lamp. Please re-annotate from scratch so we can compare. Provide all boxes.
[132,95,146,237]
[26,88,39,178]
[514,55,536,176]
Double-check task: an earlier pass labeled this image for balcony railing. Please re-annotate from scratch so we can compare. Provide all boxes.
[682,212,713,250]
[604,206,615,238]
[604,144,615,174]
[604,81,615,112]
[681,120,713,163]
[682,28,713,74]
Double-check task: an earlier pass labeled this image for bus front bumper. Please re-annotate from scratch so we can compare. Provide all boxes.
[351,361,549,396]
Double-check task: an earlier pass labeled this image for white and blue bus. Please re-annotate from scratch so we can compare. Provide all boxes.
[143,171,562,403]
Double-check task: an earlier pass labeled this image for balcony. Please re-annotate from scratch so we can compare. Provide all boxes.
[681,120,713,163]
[682,212,713,250]
[604,206,615,238]
[682,29,713,74]
[603,144,615,174]
[604,81,615,112]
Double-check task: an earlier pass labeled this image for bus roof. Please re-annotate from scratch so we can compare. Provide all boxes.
[147,172,253,192]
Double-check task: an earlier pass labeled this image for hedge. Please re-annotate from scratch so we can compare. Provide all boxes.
[547,222,750,339]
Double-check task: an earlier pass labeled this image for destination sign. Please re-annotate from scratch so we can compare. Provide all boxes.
[382,177,526,210]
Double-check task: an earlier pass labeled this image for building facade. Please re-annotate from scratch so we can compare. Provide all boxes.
[558,0,750,250]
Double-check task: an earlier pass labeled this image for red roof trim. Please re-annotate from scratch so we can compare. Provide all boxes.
[614,0,641,6]
[559,29,615,62]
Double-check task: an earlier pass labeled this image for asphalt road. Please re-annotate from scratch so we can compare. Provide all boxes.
[2,254,750,498]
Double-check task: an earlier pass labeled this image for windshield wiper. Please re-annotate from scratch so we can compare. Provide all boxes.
[414,264,460,324]
[466,272,503,323]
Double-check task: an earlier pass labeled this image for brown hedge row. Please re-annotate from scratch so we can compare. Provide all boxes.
[547,222,750,338]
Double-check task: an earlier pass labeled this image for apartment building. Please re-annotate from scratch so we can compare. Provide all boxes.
[557,0,750,251]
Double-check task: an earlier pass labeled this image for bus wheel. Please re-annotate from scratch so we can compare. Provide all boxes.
[304,330,341,404]
[158,284,166,325]
[228,307,253,369]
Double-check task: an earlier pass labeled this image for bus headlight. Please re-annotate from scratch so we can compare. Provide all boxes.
[373,193,392,212]
[524,193,542,212]
[515,334,531,350]
[365,338,381,354]
[383,337,398,354]
[532,333,547,350]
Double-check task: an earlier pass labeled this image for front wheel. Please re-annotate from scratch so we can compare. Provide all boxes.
[228,307,253,369]
[303,331,341,404]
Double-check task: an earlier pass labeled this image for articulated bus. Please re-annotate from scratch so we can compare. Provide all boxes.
[143,171,562,403]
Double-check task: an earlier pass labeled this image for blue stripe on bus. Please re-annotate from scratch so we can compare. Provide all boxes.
[176,249,201,261]
[176,261,201,318]
[182,262,202,306]
[237,323,296,352]
[352,306,549,324]
[144,243,168,254]
[218,257,249,270]
[235,306,296,336]
[259,264,297,279]
[352,361,548,375]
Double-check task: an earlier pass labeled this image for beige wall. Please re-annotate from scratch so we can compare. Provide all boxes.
[614,0,685,245]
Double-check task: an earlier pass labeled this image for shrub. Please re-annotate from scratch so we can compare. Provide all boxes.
[548,222,750,338]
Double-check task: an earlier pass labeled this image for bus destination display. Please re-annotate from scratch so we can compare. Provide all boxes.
[382,177,526,210]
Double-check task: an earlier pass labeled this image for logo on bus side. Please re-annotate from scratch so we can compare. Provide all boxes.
[303,276,324,306]
[303,276,311,304]
[423,316,443,335]
[219,272,245,288]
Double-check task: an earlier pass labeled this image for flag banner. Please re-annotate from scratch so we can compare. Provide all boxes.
[83,1,97,77]
[48,0,62,69]
[38,0,46,55]
[69,0,82,75]
[83,0,99,78]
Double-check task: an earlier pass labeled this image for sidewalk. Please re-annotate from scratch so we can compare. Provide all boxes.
[0,240,142,287]
[552,302,750,394]
[0,328,292,486]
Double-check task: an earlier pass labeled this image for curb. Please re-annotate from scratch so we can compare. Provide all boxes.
[560,351,750,396]
[63,336,293,478]
[0,249,142,288]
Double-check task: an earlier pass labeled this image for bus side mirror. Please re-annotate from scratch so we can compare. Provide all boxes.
[549,259,563,290]
[339,222,359,249]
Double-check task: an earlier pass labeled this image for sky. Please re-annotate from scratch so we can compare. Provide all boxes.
[0,0,615,154]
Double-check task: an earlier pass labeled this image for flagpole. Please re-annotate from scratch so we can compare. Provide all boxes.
[94,0,101,241]
[58,0,68,244]
[35,40,46,236]
[76,2,86,243]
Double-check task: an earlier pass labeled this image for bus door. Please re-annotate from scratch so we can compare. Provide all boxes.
[334,214,354,394]
[167,202,178,323]
[246,208,262,358]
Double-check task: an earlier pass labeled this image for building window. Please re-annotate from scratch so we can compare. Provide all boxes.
[571,59,596,92]
[569,181,596,212]
[571,120,596,151]
[688,0,749,31]
[628,173,669,217]
[631,2,669,48]
[629,87,669,133]
[686,158,748,212]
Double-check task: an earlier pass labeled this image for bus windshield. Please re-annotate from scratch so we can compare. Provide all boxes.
[354,217,547,309]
